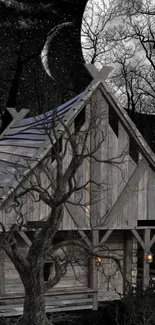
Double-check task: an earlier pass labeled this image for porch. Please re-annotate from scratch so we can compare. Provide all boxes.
[0,287,99,317]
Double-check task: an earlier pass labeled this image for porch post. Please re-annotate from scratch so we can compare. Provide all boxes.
[88,230,99,310]
[143,229,150,289]
[123,231,133,294]
[0,249,5,294]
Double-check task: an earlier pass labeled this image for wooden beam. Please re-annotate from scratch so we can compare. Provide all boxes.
[99,229,113,245]
[85,64,113,81]
[123,231,133,294]
[92,230,99,310]
[149,233,155,249]
[65,203,88,229]
[0,108,29,138]
[105,158,148,228]
[88,230,99,310]
[6,107,17,119]
[19,231,32,247]
[63,205,91,246]
[143,229,150,288]
[132,229,154,288]
[131,230,144,249]
[0,249,5,294]
[69,208,89,229]
[78,230,91,247]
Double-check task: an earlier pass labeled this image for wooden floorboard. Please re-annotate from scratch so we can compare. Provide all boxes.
[0,300,93,317]
[0,289,121,317]
[0,288,96,317]
[0,305,94,318]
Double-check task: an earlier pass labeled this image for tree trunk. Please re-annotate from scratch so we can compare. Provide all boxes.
[16,272,51,325]
[7,56,22,108]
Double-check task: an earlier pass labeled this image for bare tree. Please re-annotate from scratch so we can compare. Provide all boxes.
[123,284,155,325]
[107,283,155,325]
[0,98,127,325]
[82,0,155,148]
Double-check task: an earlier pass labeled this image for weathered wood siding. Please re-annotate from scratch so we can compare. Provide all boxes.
[4,237,28,294]
[4,255,88,295]
[3,231,135,301]
[98,231,137,300]
[1,87,155,231]
[98,231,124,299]
[4,253,24,294]
[54,264,88,289]
[90,89,108,229]
[0,249,5,294]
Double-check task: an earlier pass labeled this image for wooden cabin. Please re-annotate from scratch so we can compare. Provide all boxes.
[0,67,155,317]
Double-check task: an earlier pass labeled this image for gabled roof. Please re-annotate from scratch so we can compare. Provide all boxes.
[0,92,84,203]
[0,79,155,205]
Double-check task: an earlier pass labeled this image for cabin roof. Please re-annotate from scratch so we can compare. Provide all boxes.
[0,92,84,203]
[0,79,155,205]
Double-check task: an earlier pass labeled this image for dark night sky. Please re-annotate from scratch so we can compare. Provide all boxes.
[0,0,92,126]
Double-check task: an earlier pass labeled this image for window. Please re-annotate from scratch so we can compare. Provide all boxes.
[109,105,118,137]
[74,107,86,132]
[137,220,155,227]
[43,262,53,282]
[129,136,139,164]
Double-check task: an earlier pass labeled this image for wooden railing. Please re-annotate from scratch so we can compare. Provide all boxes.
[0,287,98,317]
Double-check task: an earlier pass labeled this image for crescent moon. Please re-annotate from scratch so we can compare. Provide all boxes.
[41,22,73,80]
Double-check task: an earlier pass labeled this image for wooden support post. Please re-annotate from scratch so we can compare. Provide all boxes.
[131,229,144,249]
[88,230,99,310]
[92,230,99,310]
[143,229,150,289]
[149,233,155,250]
[123,231,133,294]
[0,249,5,294]
[132,228,155,289]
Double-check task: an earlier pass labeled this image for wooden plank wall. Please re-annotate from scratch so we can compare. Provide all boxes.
[116,122,130,228]
[146,166,155,220]
[4,235,88,294]
[87,89,144,230]
[0,249,4,294]
[4,237,28,294]
[1,88,155,230]
[138,165,148,222]
[62,123,76,230]
[62,119,89,230]
[98,231,138,300]
[3,231,136,300]
[4,253,24,294]
[107,125,118,211]
[98,231,124,299]
[54,264,88,289]
[4,255,88,294]
[90,89,108,229]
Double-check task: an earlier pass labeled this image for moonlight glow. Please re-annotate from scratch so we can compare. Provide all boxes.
[81,0,155,65]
